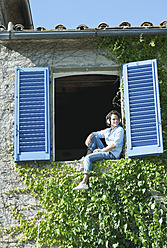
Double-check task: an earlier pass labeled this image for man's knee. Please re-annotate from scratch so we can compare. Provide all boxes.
[84,154,91,162]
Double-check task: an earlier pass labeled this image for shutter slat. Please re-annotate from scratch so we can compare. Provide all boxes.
[123,59,163,157]
[14,67,51,162]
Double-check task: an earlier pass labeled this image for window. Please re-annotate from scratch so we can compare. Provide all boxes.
[54,74,120,161]
[14,67,51,162]
[14,59,163,162]
[123,59,163,157]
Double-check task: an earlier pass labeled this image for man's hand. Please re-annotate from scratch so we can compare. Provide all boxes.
[93,149,101,153]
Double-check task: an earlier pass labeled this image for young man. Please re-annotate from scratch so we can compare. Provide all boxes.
[73,110,124,190]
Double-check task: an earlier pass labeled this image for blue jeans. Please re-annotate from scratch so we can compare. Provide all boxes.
[84,136,116,175]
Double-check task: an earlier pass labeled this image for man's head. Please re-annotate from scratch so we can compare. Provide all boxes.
[106,110,121,128]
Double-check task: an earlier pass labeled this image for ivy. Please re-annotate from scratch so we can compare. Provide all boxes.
[2,158,166,248]
[2,35,167,247]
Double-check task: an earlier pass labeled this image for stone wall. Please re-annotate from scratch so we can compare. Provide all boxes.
[0,38,118,247]
[0,39,118,161]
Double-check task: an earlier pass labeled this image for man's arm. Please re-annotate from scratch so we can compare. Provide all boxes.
[85,133,94,147]
[93,143,116,153]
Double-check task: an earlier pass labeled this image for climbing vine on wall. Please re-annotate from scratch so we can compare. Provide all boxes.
[1,35,167,247]
[96,35,167,148]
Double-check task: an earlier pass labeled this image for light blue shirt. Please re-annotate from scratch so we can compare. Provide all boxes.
[93,125,124,158]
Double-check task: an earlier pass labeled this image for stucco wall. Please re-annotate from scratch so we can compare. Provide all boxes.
[0,38,118,247]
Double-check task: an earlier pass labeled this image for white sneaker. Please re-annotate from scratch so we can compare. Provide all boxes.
[78,156,84,162]
[73,182,89,190]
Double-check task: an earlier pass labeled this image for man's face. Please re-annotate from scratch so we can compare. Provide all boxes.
[110,114,120,128]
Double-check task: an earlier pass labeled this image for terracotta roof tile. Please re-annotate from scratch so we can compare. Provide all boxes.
[0,21,167,34]
[55,24,66,30]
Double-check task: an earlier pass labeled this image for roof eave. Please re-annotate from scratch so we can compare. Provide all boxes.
[0,28,167,41]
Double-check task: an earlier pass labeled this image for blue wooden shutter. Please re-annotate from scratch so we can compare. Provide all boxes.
[14,67,51,162]
[123,59,163,158]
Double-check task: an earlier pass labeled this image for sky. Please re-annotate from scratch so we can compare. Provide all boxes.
[29,0,167,30]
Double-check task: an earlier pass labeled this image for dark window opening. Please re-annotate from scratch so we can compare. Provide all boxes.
[55,74,120,161]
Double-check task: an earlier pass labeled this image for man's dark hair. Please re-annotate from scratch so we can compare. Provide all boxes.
[106,110,121,126]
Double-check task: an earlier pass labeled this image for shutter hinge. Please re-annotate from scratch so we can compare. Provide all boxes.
[16,125,19,136]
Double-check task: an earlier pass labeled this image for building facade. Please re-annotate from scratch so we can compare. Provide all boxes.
[0,0,166,246]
